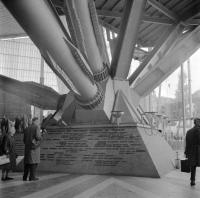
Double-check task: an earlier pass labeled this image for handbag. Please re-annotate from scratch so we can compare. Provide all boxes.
[181,159,190,173]
[0,155,10,166]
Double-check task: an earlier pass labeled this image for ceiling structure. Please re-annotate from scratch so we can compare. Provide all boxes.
[54,0,200,46]
[0,0,200,97]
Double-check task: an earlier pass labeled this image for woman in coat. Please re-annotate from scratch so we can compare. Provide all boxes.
[185,118,200,186]
[1,121,17,181]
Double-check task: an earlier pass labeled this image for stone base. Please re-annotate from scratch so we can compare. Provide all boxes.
[15,124,175,177]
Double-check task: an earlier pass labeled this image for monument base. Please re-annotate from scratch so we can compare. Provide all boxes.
[15,124,175,178]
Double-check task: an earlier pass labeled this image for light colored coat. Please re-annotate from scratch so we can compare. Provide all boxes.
[23,123,41,164]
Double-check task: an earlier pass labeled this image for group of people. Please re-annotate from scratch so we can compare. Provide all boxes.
[1,114,200,185]
[0,118,16,180]
[0,116,43,181]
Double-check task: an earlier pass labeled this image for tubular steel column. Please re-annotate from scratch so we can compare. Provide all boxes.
[64,0,109,82]
[2,0,103,109]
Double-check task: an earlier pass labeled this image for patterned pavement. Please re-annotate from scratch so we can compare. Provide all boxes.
[0,169,200,198]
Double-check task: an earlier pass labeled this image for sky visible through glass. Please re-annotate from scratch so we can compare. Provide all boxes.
[156,49,200,98]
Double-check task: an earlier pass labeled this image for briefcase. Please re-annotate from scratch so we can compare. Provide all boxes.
[181,159,190,173]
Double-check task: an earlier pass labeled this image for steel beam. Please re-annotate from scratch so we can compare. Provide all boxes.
[52,0,64,9]
[97,9,122,18]
[180,1,200,21]
[133,26,200,97]
[142,15,173,25]
[185,19,200,26]
[147,0,179,22]
[97,9,173,25]
[99,19,119,33]
[110,0,147,79]
[0,33,27,40]
[129,24,184,84]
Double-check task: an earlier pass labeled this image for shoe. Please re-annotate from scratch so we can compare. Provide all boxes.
[5,177,14,180]
[29,177,39,181]
[190,181,195,186]
[1,177,6,181]
[23,176,27,181]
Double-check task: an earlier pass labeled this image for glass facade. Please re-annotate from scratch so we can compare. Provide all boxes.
[0,37,58,91]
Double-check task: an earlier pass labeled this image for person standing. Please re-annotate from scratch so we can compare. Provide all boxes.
[23,117,42,181]
[1,117,9,135]
[1,121,17,181]
[185,118,200,186]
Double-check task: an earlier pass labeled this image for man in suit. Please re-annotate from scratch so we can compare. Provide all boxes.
[23,117,42,181]
[185,118,200,186]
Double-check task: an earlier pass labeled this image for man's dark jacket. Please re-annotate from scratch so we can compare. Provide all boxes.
[185,126,200,166]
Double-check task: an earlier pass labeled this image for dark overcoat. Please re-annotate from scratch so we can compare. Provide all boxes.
[185,126,200,166]
[3,134,17,170]
[23,124,41,164]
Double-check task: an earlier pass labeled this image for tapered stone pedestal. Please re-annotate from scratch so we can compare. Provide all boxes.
[15,124,175,177]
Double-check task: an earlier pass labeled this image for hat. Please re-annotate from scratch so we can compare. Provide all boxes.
[194,117,200,125]
[194,117,200,121]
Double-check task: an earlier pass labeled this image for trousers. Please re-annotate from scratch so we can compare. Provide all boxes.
[23,163,38,180]
[190,165,196,181]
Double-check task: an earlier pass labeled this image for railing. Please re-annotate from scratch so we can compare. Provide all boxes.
[166,138,184,151]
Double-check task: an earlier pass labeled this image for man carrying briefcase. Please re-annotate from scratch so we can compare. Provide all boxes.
[185,118,200,186]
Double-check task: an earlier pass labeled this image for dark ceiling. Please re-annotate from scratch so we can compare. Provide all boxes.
[52,0,200,48]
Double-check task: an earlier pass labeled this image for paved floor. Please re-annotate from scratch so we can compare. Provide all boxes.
[1,169,200,198]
